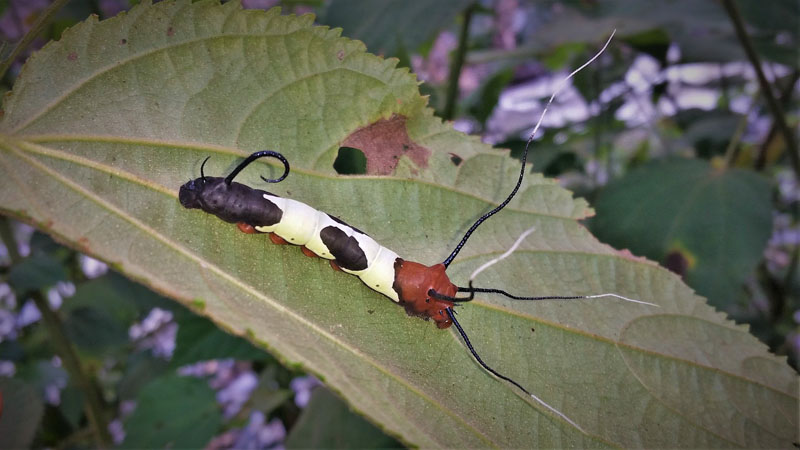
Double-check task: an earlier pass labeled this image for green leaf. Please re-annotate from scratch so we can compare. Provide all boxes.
[0,1,796,447]
[321,0,473,56]
[122,374,221,448]
[247,370,294,414]
[7,254,66,292]
[58,385,85,429]
[170,314,269,367]
[117,352,170,401]
[285,386,403,449]
[63,304,130,356]
[62,273,171,356]
[0,377,45,449]
[591,158,773,309]
[543,0,798,65]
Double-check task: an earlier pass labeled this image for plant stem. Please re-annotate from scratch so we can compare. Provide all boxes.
[32,292,112,447]
[721,0,799,176]
[0,0,71,80]
[0,219,112,448]
[755,70,800,170]
[443,3,476,121]
[722,104,751,168]
[0,217,20,262]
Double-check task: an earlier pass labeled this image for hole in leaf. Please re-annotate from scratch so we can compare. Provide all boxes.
[333,147,367,175]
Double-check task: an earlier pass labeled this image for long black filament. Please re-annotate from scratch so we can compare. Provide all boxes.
[430,284,590,303]
[458,286,590,302]
[224,150,290,185]
[200,156,211,182]
[441,146,530,268]
[445,308,531,396]
[441,31,616,270]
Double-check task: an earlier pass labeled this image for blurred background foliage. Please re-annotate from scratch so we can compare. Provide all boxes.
[0,0,797,447]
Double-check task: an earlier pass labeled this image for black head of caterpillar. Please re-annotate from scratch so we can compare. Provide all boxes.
[179,150,290,227]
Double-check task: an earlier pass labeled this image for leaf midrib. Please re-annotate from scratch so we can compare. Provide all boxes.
[17,133,585,221]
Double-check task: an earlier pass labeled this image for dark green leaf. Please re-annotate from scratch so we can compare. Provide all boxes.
[170,314,268,367]
[246,366,293,415]
[591,158,772,308]
[58,385,84,428]
[63,305,129,356]
[61,274,155,356]
[248,387,292,417]
[117,352,169,401]
[737,0,799,38]
[0,377,44,449]
[321,0,473,55]
[122,375,221,448]
[61,274,139,318]
[286,386,402,449]
[7,254,66,292]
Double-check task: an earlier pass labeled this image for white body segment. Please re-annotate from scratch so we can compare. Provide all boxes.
[343,246,400,302]
[255,193,400,302]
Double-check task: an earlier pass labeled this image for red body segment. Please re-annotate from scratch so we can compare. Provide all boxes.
[237,222,257,234]
[269,232,288,245]
[392,260,457,328]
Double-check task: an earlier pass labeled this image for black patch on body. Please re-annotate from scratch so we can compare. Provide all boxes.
[326,213,366,235]
[319,226,368,271]
[179,177,282,227]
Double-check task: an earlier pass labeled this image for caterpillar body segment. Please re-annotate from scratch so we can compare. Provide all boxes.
[179,166,455,327]
[255,193,405,303]
[178,176,283,227]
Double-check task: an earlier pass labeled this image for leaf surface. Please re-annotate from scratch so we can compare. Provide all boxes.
[0,377,44,449]
[285,386,403,449]
[122,375,221,448]
[321,0,473,56]
[0,1,796,447]
[590,158,773,309]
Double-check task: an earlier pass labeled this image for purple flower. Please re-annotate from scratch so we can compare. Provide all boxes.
[129,308,177,358]
[290,375,321,408]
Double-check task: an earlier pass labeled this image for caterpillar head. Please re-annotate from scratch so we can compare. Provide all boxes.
[393,260,457,329]
[179,177,206,209]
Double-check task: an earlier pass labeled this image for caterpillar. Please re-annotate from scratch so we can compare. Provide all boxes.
[178,31,655,430]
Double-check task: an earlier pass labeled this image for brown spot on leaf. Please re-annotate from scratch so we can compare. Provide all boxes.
[77,237,90,252]
[120,38,127,45]
[341,115,430,175]
[67,52,78,61]
[336,49,345,60]
[167,27,175,37]
[448,153,463,166]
